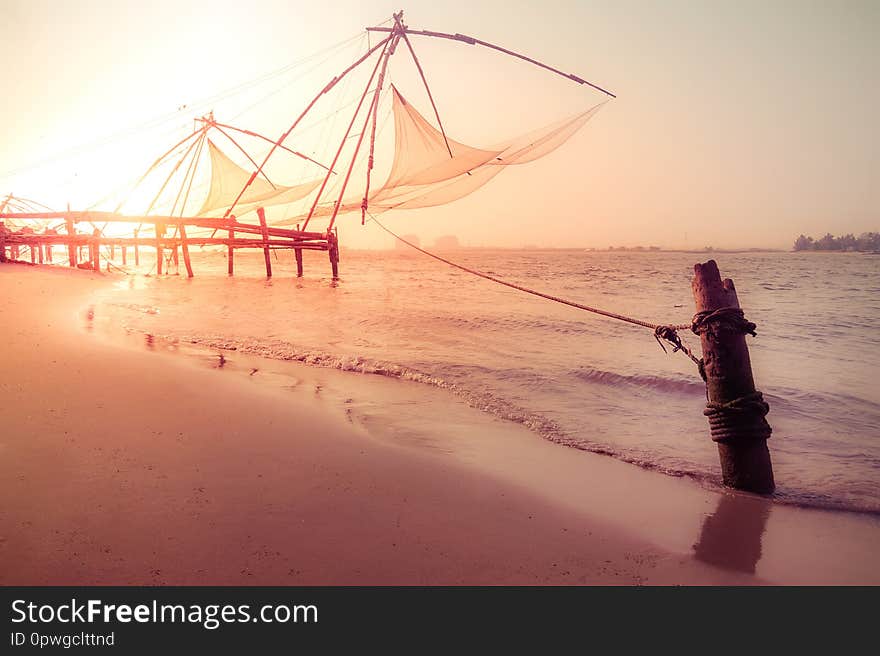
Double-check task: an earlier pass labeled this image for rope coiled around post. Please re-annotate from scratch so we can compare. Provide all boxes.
[704,391,772,444]
[690,306,770,443]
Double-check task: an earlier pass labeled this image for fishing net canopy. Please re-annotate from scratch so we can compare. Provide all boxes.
[198,140,320,217]
[272,85,604,225]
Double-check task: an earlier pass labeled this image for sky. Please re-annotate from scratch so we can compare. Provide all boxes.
[1,0,877,249]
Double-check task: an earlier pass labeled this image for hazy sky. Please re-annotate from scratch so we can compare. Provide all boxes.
[1,0,877,249]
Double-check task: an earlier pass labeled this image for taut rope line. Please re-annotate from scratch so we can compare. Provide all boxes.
[367,212,703,370]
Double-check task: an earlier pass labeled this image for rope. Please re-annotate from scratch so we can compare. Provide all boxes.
[692,307,756,338]
[704,391,772,444]
[367,212,700,362]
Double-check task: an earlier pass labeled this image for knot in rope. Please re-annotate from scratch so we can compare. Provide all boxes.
[653,325,705,380]
[704,390,772,444]
[692,307,757,338]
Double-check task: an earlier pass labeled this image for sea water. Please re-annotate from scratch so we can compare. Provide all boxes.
[93,248,880,514]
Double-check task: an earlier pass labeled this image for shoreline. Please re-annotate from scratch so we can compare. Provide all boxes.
[2,264,878,584]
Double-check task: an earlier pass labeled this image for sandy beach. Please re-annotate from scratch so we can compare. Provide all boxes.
[1,263,878,585]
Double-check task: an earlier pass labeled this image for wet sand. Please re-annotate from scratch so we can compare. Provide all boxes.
[1,264,878,585]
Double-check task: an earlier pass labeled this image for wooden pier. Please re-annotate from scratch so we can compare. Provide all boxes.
[0,210,335,278]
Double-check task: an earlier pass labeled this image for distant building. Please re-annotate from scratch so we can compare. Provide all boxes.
[433,235,460,250]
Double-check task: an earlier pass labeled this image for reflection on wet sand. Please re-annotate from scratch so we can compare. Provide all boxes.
[694,493,772,574]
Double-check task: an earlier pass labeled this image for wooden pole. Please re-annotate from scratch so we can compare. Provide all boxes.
[295,244,304,277]
[257,207,272,278]
[302,38,391,231]
[134,228,140,265]
[294,222,304,277]
[155,222,164,275]
[223,35,391,219]
[328,231,339,279]
[692,260,774,494]
[121,246,127,265]
[227,228,235,275]
[0,222,6,263]
[90,230,100,271]
[179,224,194,278]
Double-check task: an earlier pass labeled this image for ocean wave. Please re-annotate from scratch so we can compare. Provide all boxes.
[572,367,706,396]
[116,326,880,516]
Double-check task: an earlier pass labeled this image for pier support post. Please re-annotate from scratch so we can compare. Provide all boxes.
[0,221,6,262]
[295,244,304,277]
[227,228,235,276]
[155,222,164,275]
[134,228,140,266]
[692,260,774,494]
[179,225,194,278]
[65,208,76,267]
[328,231,339,279]
[89,229,100,271]
[257,207,272,278]
[294,222,303,277]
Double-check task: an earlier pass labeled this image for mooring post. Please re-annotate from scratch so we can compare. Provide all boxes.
[692,260,774,494]
[179,224,194,278]
[257,207,272,278]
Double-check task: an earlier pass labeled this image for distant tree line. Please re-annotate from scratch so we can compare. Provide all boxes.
[793,232,880,252]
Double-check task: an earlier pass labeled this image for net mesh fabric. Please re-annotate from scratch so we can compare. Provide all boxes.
[198,140,320,217]
[275,86,603,225]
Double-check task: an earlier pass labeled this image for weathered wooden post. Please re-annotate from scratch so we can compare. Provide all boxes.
[295,244,304,277]
[155,221,164,275]
[692,260,774,494]
[134,227,140,266]
[227,227,235,276]
[89,229,100,271]
[45,228,56,263]
[66,205,76,267]
[257,207,272,278]
[294,223,304,277]
[179,224,194,278]
[121,245,127,265]
[0,221,7,263]
[328,231,339,279]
